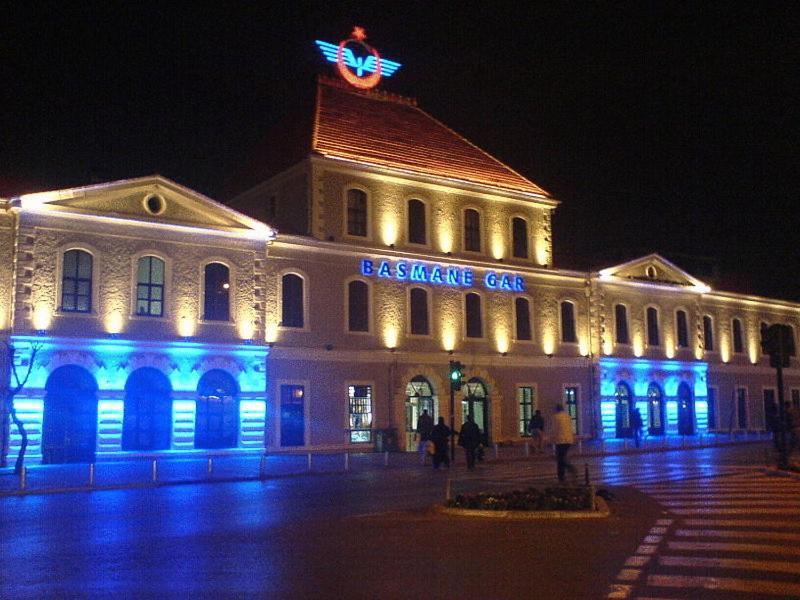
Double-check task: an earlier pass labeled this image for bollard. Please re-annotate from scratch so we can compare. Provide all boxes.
[764,447,770,467]
[384,450,389,467]
[601,438,606,455]
[344,452,350,471]
[151,459,158,483]
[20,466,27,491]
[259,455,266,480]
[584,463,590,486]
[88,463,95,487]
[524,442,530,457]
[494,443,499,460]
[623,438,628,451]
[307,453,312,471]
[681,435,686,448]
[446,477,452,501]
[578,438,583,455]
[207,458,213,476]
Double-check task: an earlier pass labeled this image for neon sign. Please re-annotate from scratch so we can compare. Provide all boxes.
[360,259,525,292]
[315,27,402,90]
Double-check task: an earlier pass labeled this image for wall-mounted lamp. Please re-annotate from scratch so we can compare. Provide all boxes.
[448,350,454,356]
[35,329,47,336]
[325,344,334,351]
[546,353,553,359]
[389,243,395,249]
[388,347,397,353]
[500,352,508,357]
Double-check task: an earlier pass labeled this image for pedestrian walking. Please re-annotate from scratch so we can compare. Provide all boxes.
[458,415,482,470]
[416,409,434,459]
[428,416,452,470]
[552,404,577,482]
[630,407,643,448]
[528,409,545,452]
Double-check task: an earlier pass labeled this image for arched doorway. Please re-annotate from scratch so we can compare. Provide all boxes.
[677,382,695,435]
[404,376,437,451]
[647,383,665,436]
[462,378,490,445]
[614,382,633,438]
[42,365,98,464]
[195,370,239,449]
[123,367,172,451]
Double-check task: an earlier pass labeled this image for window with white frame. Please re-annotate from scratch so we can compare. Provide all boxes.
[136,256,165,317]
[348,384,373,443]
[61,249,93,313]
[517,386,536,436]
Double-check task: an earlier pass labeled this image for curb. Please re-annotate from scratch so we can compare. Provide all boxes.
[761,467,800,480]
[434,496,610,520]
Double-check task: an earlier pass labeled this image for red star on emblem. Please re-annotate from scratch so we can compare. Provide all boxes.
[351,26,367,41]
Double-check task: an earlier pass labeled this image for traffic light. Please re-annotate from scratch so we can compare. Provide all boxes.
[449,360,465,391]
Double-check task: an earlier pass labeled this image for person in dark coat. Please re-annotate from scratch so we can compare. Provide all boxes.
[428,417,452,469]
[630,408,643,448]
[528,410,545,452]
[416,409,434,448]
[458,415,482,470]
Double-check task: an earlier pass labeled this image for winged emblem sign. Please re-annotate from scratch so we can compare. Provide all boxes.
[315,26,402,90]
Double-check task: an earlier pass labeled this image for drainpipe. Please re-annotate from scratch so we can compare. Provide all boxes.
[585,275,598,439]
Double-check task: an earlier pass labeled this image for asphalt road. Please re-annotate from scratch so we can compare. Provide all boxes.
[0,444,781,599]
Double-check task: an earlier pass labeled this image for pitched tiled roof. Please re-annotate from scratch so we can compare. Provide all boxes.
[312,78,551,198]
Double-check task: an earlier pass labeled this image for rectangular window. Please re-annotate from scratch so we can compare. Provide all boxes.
[763,388,777,431]
[703,315,714,352]
[564,386,579,434]
[515,297,532,341]
[346,189,368,237]
[561,302,576,343]
[517,386,535,436]
[512,218,528,258]
[676,310,689,348]
[614,304,629,344]
[736,387,748,430]
[348,384,373,443]
[646,307,660,346]
[409,288,429,335]
[465,293,483,338]
[792,389,800,410]
[732,318,744,354]
[464,209,481,252]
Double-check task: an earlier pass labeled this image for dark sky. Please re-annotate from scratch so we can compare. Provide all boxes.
[3,3,799,300]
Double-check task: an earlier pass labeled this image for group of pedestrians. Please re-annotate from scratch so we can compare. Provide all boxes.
[416,410,484,470]
[415,403,580,482]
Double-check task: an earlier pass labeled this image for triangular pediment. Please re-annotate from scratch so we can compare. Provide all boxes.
[16,175,274,238]
[598,254,709,290]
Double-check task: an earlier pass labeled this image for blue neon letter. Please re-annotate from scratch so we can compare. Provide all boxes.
[484,272,498,289]
[361,259,374,276]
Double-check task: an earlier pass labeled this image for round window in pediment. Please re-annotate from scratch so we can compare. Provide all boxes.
[645,265,658,279]
[143,194,166,215]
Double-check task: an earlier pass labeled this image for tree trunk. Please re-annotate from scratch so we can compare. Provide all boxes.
[8,399,27,475]
[0,402,8,468]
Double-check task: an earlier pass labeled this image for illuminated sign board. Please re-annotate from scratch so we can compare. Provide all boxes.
[315,26,402,90]
[361,259,525,292]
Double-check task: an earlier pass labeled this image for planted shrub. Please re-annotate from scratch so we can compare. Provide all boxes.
[447,486,593,511]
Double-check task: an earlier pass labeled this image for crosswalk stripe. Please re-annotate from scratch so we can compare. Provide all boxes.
[674,528,800,542]
[681,518,800,528]
[661,499,800,507]
[671,507,800,515]
[659,555,800,575]
[646,573,800,596]
[667,540,800,555]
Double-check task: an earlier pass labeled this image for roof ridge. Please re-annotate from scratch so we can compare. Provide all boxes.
[317,75,417,106]
[407,103,551,198]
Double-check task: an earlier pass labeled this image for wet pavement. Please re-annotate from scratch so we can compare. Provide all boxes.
[0,444,780,599]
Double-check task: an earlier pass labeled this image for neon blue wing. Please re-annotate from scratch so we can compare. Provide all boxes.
[380,59,402,77]
[362,56,377,74]
[315,40,358,68]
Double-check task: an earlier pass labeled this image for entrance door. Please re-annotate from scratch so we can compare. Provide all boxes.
[42,365,98,464]
[280,384,305,447]
[404,376,436,451]
[462,378,489,445]
[647,383,665,436]
[195,370,239,449]
[677,382,695,435]
[615,382,633,438]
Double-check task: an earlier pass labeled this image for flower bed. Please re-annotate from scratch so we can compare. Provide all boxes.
[446,486,594,512]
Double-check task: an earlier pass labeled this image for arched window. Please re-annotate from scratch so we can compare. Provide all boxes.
[347,280,369,332]
[515,297,532,341]
[409,287,429,335]
[512,217,528,258]
[61,249,93,313]
[732,318,744,354]
[465,292,483,338]
[136,256,165,317]
[676,310,689,348]
[703,315,714,352]
[560,301,577,343]
[281,273,304,328]
[203,263,230,321]
[464,208,481,252]
[614,304,629,344]
[123,367,171,451]
[646,307,660,346]
[195,369,239,449]
[407,199,426,245]
[346,188,368,237]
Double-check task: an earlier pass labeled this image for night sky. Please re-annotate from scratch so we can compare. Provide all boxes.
[3,3,798,300]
